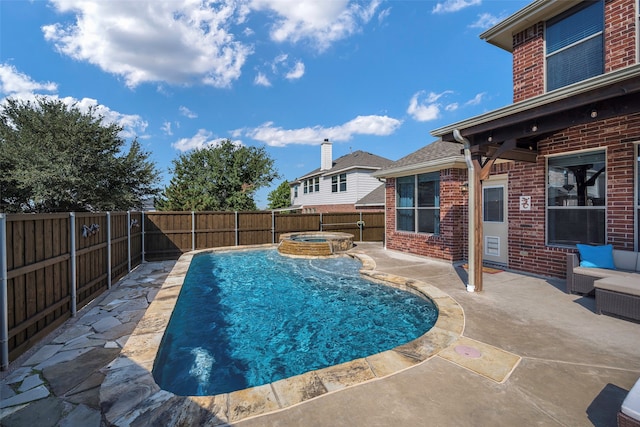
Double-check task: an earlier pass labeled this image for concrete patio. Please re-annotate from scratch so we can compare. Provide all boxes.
[1,242,639,426]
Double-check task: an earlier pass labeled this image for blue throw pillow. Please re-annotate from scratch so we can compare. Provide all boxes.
[576,244,616,269]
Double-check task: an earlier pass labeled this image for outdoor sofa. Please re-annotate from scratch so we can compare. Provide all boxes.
[566,245,640,322]
[619,377,640,427]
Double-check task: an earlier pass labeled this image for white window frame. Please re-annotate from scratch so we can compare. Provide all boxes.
[636,143,640,251]
[546,148,607,247]
[331,173,347,193]
[395,172,440,235]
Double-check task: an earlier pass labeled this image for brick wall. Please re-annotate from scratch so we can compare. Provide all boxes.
[605,0,637,72]
[506,113,640,278]
[512,22,545,102]
[384,169,468,262]
[512,0,637,103]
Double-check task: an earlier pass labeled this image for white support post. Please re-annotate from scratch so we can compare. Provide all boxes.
[69,213,77,317]
[0,214,9,370]
[106,212,112,289]
[191,211,196,251]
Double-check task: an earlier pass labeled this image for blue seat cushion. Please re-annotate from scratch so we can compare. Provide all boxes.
[576,244,616,269]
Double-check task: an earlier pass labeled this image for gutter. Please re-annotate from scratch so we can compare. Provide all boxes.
[453,129,477,293]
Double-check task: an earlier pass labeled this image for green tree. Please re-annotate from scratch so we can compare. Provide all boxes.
[0,97,160,212]
[156,140,279,211]
[267,180,291,210]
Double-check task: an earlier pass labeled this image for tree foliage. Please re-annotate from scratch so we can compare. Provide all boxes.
[156,140,279,211]
[0,97,160,212]
[267,180,291,210]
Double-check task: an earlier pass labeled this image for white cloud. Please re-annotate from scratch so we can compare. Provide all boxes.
[469,12,506,29]
[465,92,485,106]
[172,129,242,151]
[432,0,481,14]
[0,63,147,138]
[0,63,57,99]
[445,103,459,112]
[250,0,381,52]
[42,0,253,88]
[179,106,197,119]
[407,90,453,122]
[59,96,148,138]
[161,121,173,136]
[244,114,402,147]
[254,72,272,86]
[285,61,305,80]
[377,7,391,24]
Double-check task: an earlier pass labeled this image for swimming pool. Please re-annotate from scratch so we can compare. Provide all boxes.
[103,245,465,424]
[153,250,438,396]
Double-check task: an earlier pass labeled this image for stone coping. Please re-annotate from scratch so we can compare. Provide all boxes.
[100,245,465,426]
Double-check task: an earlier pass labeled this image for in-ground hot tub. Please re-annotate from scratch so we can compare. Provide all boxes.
[278,231,354,256]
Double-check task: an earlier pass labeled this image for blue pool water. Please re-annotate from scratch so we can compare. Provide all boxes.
[153,250,438,396]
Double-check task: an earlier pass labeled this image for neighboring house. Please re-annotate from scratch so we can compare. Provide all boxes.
[289,140,392,212]
[377,0,640,282]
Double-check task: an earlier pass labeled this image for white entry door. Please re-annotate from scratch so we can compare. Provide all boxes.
[482,175,508,266]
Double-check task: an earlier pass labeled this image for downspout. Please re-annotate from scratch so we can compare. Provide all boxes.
[453,129,477,292]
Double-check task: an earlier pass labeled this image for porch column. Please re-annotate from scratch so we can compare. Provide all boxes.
[469,156,484,292]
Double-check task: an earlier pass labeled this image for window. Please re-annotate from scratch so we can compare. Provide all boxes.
[547,151,606,246]
[546,0,604,91]
[332,173,347,192]
[303,178,318,193]
[637,145,640,249]
[396,172,440,234]
[294,185,298,198]
[483,187,504,222]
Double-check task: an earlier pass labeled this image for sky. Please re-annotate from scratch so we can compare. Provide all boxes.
[0,0,531,208]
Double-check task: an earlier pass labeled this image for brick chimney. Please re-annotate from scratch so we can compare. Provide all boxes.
[321,139,332,171]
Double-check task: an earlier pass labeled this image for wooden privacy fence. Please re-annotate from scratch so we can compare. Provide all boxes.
[144,211,384,260]
[1,210,383,367]
[0,212,143,369]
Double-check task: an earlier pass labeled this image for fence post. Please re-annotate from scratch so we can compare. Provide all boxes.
[320,213,323,231]
[106,212,112,289]
[271,211,275,244]
[0,214,8,370]
[127,211,131,272]
[359,211,363,242]
[191,211,196,251]
[141,212,146,262]
[69,213,77,317]
[235,211,239,246]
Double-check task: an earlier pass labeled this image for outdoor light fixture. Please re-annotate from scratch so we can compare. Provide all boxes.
[531,124,538,132]
[591,110,598,118]
[460,181,469,192]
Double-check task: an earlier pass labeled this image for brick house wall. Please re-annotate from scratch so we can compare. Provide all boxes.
[512,0,637,103]
[501,0,640,278]
[384,169,468,262]
[502,113,640,278]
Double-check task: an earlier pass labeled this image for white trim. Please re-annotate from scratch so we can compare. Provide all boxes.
[545,146,605,159]
[374,158,467,178]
